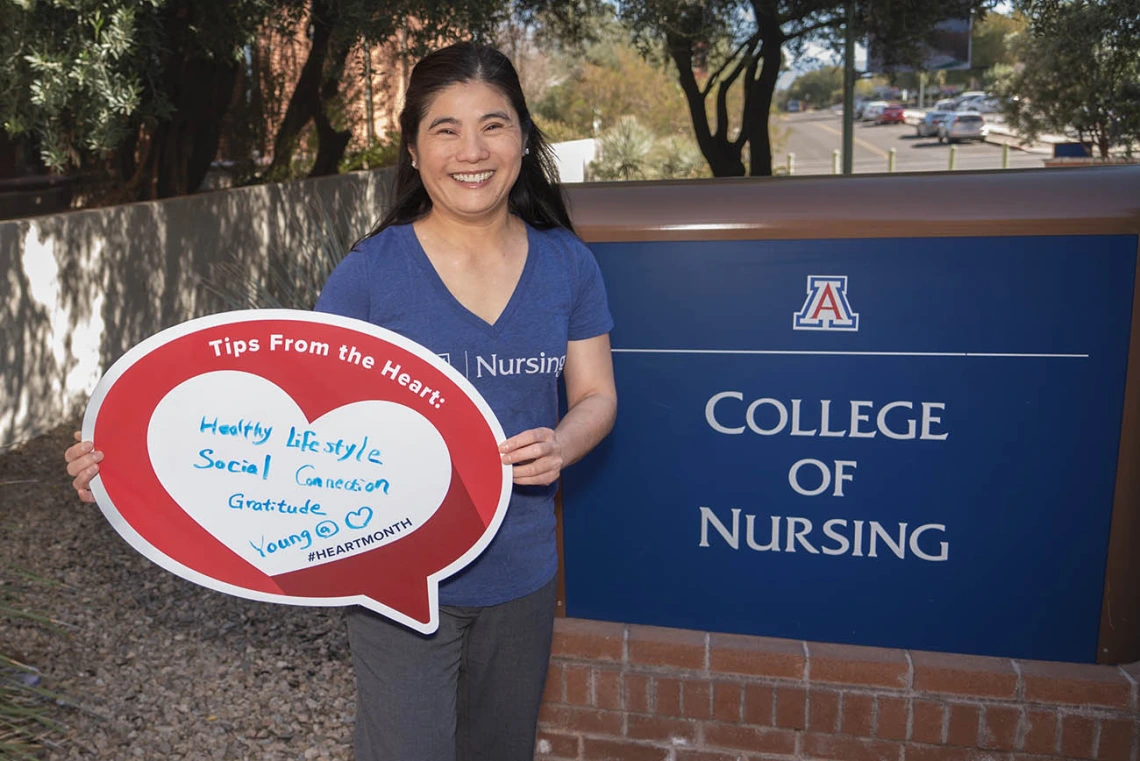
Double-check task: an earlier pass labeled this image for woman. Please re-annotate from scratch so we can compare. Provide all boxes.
[65,42,617,761]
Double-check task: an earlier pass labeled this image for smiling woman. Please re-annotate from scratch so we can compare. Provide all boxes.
[64,40,617,761]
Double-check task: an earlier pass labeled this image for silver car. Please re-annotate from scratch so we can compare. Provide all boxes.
[916,111,951,138]
[938,113,986,143]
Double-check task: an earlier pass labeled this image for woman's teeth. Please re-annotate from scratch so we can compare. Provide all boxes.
[452,171,493,183]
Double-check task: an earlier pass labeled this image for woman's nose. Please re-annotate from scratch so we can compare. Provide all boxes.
[456,131,490,162]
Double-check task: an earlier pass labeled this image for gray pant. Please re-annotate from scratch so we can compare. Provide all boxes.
[346,577,558,761]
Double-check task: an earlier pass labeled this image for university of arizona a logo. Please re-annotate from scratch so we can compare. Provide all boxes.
[793,275,859,331]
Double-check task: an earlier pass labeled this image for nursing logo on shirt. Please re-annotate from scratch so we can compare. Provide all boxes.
[794,275,859,332]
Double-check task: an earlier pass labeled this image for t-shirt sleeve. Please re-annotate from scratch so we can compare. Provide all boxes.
[315,249,370,320]
[567,234,614,341]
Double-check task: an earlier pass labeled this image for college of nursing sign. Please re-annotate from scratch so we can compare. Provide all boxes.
[562,234,1138,663]
[84,310,510,634]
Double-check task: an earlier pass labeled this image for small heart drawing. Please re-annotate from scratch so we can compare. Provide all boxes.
[345,507,374,530]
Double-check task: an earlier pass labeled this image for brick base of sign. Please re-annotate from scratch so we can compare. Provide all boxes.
[537,619,1140,761]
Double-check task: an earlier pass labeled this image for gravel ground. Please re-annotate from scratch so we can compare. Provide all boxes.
[1,423,356,760]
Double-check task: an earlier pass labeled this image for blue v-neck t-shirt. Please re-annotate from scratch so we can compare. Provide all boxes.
[315,221,613,606]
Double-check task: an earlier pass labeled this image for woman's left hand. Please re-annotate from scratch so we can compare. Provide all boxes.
[500,427,564,486]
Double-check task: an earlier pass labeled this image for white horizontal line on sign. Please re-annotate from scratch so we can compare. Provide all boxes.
[611,348,1090,359]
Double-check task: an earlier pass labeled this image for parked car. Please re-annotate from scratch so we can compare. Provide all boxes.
[876,104,906,124]
[938,113,986,143]
[962,96,1002,114]
[860,100,889,121]
[933,98,958,111]
[916,111,952,137]
[952,91,987,109]
[786,99,802,113]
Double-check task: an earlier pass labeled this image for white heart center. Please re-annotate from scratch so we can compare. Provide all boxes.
[148,371,452,577]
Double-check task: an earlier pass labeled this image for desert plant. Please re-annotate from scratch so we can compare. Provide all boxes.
[1,572,74,759]
[200,194,363,311]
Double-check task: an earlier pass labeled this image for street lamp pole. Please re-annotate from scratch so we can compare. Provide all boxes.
[842,1,856,174]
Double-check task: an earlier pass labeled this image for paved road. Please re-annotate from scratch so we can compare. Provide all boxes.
[773,111,1048,175]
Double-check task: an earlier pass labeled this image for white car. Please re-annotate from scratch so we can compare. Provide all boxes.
[962,97,1002,114]
[860,100,889,121]
[917,111,952,137]
[938,112,986,143]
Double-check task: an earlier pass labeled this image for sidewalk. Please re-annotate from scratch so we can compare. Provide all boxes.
[982,118,1062,155]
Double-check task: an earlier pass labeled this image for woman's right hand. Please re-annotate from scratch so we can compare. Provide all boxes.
[64,431,103,503]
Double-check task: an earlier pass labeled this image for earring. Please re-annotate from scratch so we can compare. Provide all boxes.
[411,159,418,169]
[524,148,530,156]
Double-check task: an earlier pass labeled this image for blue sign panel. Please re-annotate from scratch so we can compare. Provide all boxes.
[562,235,1137,663]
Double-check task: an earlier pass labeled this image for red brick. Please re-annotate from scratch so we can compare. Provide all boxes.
[1011,755,1064,761]
[625,674,651,714]
[842,693,875,737]
[656,677,683,717]
[709,632,805,680]
[703,723,797,754]
[946,704,980,747]
[675,751,744,761]
[595,669,621,711]
[876,696,908,741]
[565,666,591,706]
[684,680,713,720]
[742,684,774,726]
[543,663,564,704]
[628,625,705,670]
[582,738,669,761]
[809,642,909,689]
[1096,717,1136,761]
[905,743,995,761]
[626,714,699,743]
[808,689,841,733]
[980,705,1021,751]
[712,682,742,723]
[802,732,900,761]
[911,650,1018,700]
[774,687,806,729]
[536,731,579,759]
[538,704,623,736]
[1019,660,1131,709]
[1060,713,1096,760]
[1020,709,1057,755]
[912,700,946,744]
[553,618,625,662]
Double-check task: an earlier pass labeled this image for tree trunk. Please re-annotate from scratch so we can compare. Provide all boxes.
[746,29,783,177]
[666,32,747,177]
[308,38,354,177]
[268,0,339,179]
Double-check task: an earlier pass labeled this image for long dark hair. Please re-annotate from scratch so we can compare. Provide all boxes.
[364,42,573,240]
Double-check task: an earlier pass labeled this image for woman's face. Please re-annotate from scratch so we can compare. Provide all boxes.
[410,80,526,225]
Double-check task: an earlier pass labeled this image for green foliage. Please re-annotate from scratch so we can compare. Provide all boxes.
[338,131,402,173]
[533,36,692,140]
[1000,0,1140,157]
[0,0,275,172]
[786,66,844,108]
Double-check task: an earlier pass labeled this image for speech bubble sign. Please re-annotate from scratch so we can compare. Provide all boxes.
[82,310,511,633]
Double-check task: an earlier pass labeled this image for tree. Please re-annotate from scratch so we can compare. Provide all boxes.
[998,0,1140,158]
[533,36,693,139]
[786,65,843,108]
[615,0,991,177]
[0,0,277,201]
